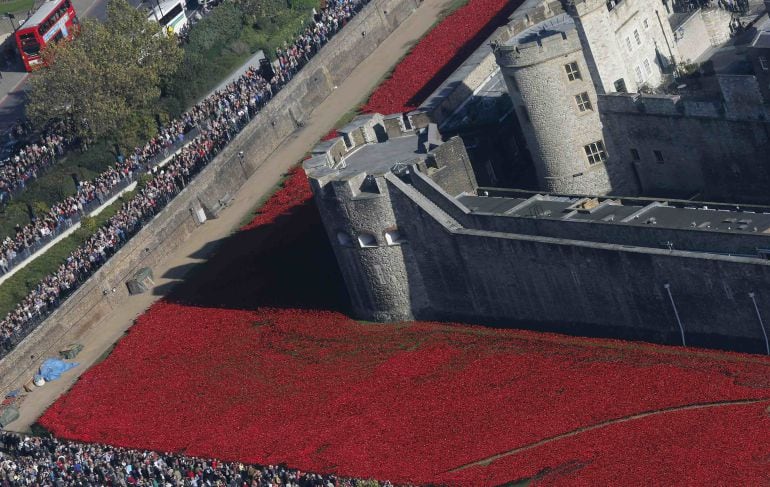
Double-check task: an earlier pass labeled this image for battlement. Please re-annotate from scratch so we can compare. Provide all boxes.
[494,14,581,67]
[599,82,770,120]
[304,112,458,200]
[564,0,610,16]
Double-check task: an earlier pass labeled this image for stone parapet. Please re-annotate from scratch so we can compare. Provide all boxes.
[0,0,420,400]
[495,28,582,68]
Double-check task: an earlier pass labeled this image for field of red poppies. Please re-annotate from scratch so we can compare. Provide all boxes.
[40,168,770,486]
[361,0,521,114]
[36,0,770,483]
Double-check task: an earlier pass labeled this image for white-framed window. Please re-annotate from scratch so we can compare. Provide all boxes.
[575,92,592,112]
[565,62,581,81]
[384,229,404,245]
[760,56,769,71]
[336,231,353,247]
[643,58,653,76]
[584,140,608,165]
[626,37,633,52]
[357,233,377,248]
[634,65,643,82]
[643,18,650,29]
[634,29,641,45]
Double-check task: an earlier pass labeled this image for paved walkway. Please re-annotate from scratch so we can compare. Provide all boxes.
[5,0,454,432]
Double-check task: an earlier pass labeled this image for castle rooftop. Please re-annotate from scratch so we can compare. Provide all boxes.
[336,133,426,178]
[459,192,770,234]
[503,13,575,47]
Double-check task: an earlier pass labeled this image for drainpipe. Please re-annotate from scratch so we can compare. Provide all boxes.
[664,283,686,346]
[655,10,677,69]
[749,292,769,356]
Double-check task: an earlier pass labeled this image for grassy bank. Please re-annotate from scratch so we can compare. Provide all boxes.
[0,190,133,318]
[2,2,318,239]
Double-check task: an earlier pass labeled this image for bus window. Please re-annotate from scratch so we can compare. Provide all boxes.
[19,33,40,56]
[159,4,183,26]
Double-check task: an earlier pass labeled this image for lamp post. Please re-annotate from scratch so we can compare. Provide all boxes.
[749,292,769,356]
[4,13,17,33]
[664,283,686,347]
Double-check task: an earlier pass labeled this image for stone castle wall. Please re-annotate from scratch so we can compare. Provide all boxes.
[600,92,770,203]
[381,169,770,353]
[0,0,419,398]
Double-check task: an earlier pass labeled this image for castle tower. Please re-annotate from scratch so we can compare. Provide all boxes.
[303,114,430,321]
[495,15,614,194]
[565,0,680,93]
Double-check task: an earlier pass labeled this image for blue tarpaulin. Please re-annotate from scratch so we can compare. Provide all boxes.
[39,358,79,382]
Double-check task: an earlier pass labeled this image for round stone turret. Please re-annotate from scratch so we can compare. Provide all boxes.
[495,15,612,194]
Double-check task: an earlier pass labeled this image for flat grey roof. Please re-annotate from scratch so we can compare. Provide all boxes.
[504,13,575,47]
[335,134,426,179]
[458,194,770,235]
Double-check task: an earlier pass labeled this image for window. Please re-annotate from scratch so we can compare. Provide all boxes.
[159,4,183,27]
[584,141,608,165]
[357,233,377,248]
[643,18,650,29]
[643,58,653,76]
[565,62,581,81]
[19,33,40,56]
[342,133,352,149]
[634,65,643,82]
[575,92,592,112]
[385,229,404,245]
[614,78,627,93]
[634,29,641,45]
[336,231,353,247]
[760,56,769,71]
[653,150,664,163]
[630,148,640,160]
[625,37,633,52]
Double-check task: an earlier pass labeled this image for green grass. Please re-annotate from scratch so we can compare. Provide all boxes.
[0,0,33,15]
[0,189,133,319]
[0,141,115,240]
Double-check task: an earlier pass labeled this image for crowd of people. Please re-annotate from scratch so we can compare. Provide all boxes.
[0,0,366,356]
[0,433,394,486]
[0,133,68,207]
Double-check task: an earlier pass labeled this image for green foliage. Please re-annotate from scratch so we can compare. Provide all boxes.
[164,3,246,111]
[80,216,98,233]
[0,0,33,15]
[26,0,183,145]
[0,141,114,240]
[137,173,154,190]
[187,2,244,52]
[31,201,49,218]
[0,192,126,318]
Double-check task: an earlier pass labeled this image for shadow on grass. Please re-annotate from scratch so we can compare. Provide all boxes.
[159,198,350,312]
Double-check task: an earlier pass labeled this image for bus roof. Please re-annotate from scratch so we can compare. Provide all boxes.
[21,0,66,28]
[147,0,183,19]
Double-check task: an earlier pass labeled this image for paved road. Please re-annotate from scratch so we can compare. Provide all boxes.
[4,0,455,432]
[0,0,149,132]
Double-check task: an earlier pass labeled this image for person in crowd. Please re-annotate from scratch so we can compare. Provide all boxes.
[0,0,365,356]
[0,432,395,487]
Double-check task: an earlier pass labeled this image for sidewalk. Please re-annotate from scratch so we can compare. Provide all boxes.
[4,0,457,432]
[0,0,107,131]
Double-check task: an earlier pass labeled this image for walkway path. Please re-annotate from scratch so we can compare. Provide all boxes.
[6,0,455,432]
[447,397,770,473]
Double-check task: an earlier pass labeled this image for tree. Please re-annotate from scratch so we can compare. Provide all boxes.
[26,0,183,148]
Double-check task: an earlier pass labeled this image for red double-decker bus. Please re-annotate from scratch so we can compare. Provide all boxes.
[14,0,79,71]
